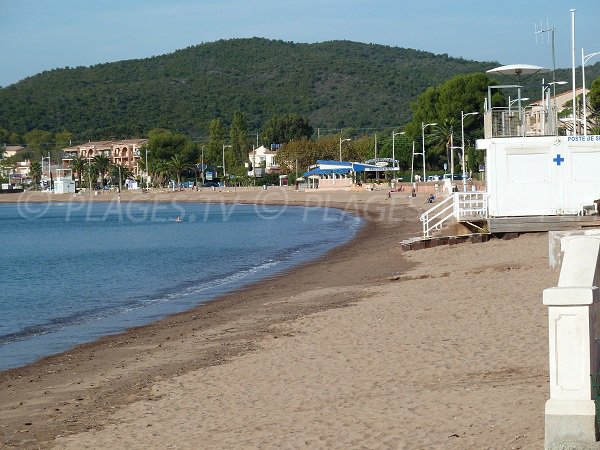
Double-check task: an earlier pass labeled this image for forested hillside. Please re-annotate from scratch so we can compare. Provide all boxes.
[0,38,499,140]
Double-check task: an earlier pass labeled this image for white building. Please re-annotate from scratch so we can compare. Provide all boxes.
[421,66,600,237]
[247,145,280,177]
[481,135,600,217]
[475,68,600,232]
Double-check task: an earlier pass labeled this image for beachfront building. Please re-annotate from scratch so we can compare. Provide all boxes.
[63,139,148,178]
[2,145,26,159]
[247,145,280,177]
[302,160,386,190]
[526,87,588,136]
[1,146,30,185]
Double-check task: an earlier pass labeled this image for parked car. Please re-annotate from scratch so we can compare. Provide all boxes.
[202,181,219,188]
[443,174,463,181]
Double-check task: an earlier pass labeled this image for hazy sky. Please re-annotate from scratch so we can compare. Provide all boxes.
[1,0,599,87]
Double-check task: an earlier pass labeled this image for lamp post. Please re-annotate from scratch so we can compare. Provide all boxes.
[571,8,577,135]
[421,122,437,182]
[582,49,600,136]
[200,144,205,185]
[222,144,231,185]
[507,96,529,112]
[87,153,92,193]
[41,155,50,190]
[339,138,351,161]
[145,148,149,190]
[118,164,122,193]
[461,111,478,191]
[542,80,567,135]
[392,131,405,180]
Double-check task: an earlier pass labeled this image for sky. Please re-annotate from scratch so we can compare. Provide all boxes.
[1,0,599,87]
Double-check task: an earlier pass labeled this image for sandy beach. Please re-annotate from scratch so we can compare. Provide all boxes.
[0,187,555,449]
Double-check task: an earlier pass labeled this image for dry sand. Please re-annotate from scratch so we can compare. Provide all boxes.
[0,187,556,449]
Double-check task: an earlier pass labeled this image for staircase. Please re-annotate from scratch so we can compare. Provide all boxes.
[420,191,488,238]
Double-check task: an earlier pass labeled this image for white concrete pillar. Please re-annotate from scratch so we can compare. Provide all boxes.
[544,236,600,449]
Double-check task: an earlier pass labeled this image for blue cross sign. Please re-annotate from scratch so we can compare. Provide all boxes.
[553,154,565,166]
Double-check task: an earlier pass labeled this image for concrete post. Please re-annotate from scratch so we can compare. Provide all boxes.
[544,236,600,449]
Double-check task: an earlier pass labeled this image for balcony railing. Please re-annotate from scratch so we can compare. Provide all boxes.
[484,106,559,139]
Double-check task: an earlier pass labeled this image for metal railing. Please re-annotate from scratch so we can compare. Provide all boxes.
[484,107,559,139]
[454,191,488,221]
[420,194,456,237]
[420,192,488,237]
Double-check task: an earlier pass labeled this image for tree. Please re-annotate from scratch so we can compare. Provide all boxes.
[276,138,318,173]
[428,118,457,171]
[54,130,74,151]
[150,160,172,187]
[588,76,600,113]
[0,158,12,183]
[0,127,19,145]
[144,128,193,163]
[92,154,111,187]
[404,72,490,142]
[229,111,250,170]
[23,129,53,160]
[169,153,189,189]
[69,154,87,187]
[261,113,313,146]
[206,118,225,168]
[29,161,42,188]
[108,163,133,189]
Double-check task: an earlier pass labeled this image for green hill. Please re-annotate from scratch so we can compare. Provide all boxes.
[0,38,500,140]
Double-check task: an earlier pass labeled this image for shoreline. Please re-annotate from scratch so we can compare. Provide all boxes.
[1,188,557,448]
[1,188,426,448]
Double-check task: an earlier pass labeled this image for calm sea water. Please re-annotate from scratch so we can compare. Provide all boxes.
[0,200,362,370]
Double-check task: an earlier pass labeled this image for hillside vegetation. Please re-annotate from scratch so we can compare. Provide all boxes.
[0,38,500,140]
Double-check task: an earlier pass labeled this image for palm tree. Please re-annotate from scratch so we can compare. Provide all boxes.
[150,160,171,187]
[29,161,42,189]
[92,154,111,187]
[169,153,189,190]
[108,163,133,190]
[69,154,86,188]
[428,118,457,171]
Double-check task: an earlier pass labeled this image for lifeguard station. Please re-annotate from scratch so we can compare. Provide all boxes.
[417,64,600,242]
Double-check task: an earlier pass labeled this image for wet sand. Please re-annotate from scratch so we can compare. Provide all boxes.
[0,187,555,449]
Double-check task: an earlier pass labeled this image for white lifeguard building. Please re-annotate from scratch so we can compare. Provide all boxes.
[53,169,76,194]
[481,64,600,232]
[419,64,600,237]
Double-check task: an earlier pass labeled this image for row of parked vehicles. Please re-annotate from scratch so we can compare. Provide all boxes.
[425,174,464,182]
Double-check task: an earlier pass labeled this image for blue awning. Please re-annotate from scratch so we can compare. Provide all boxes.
[303,167,352,177]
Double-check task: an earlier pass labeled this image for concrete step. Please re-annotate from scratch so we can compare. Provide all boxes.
[401,233,491,251]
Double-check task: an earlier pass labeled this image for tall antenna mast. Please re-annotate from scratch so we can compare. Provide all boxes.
[535,19,558,134]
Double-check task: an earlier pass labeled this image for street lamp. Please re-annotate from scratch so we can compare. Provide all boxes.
[542,80,567,135]
[421,122,437,182]
[392,131,405,180]
[145,148,149,191]
[41,155,50,190]
[461,111,478,191]
[582,48,600,135]
[507,96,529,111]
[222,144,231,185]
[200,144,205,185]
[87,153,92,193]
[339,138,351,161]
